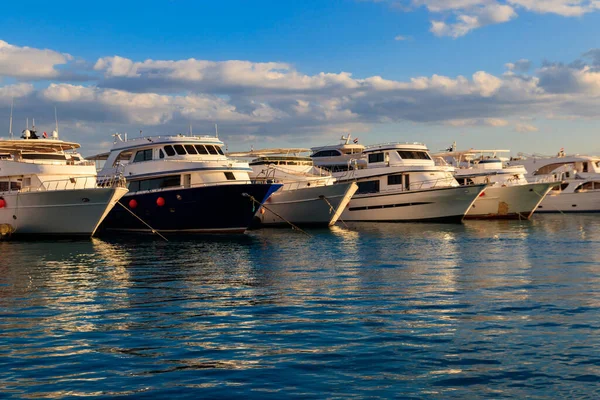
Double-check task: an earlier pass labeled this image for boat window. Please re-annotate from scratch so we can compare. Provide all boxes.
[224,172,236,180]
[583,162,589,173]
[404,174,410,190]
[21,153,67,161]
[312,150,340,157]
[388,175,402,185]
[184,145,198,155]
[174,145,186,155]
[216,146,225,155]
[164,146,175,156]
[133,149,153,163]
[368,153,384,163]
[0,181,22,191]
[128,175,181,192]
[551,183,570,191]
[534,162,572,175]
[206,145,219,155]
[575,181,600,192]
[159,149,165,159]
[397,151,431,160]
[357,180,380,194]
[112,150,133,167]
[195,145,209,154]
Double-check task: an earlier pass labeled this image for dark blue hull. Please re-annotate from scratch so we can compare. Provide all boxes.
[99,183,281,234]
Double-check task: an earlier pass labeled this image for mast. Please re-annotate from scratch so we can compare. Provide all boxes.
[215,123,218,138]
[9,99,13,139]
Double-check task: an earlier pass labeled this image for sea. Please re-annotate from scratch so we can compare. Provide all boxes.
[1,214,600,399]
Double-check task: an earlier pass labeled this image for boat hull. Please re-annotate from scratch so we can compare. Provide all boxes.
[0,187,128,236]
[99,183,281,234]
[536,190,600,213]
[254,182,358,227]
[465,182,556,220]
[341,184,487,223]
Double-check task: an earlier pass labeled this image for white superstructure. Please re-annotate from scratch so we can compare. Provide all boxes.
[228,148,357,226]
[0,130,127,237]
[508,151,600,213]
[316,142,487,223]
[434,149,556,219]
[310,135,367,172]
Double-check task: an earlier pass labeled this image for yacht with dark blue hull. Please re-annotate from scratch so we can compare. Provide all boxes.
[89,134,281,234]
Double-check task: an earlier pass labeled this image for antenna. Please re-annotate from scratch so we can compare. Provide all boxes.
[26,117,29,129]
[189,123,192,136]
[53,107,59,139]
[215,123,218,138]
[9,99,13,139]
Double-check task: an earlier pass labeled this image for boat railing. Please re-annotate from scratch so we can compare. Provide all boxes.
[17,174,126,193]
[408,176,458,190]
[365,142,426,150]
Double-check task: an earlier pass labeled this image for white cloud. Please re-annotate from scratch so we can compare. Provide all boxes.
[0,40,72,79]
[515,122,539,132]
[372,0,599,37]
[0,83,35,103]
[394,35,413,41]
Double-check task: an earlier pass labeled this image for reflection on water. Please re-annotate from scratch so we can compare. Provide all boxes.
[1,215,600,398]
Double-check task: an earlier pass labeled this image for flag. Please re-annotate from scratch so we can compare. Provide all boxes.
[353,138,359,143]
[43,131,48,138]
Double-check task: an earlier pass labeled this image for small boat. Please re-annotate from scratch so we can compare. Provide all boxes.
[0,129,127,237]
[433,148,557,219]
[508,151,600,213]
[313,141,487,223]
[227,148,358,227]
[88,134,281,234]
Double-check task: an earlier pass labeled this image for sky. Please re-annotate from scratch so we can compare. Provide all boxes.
[1,0,600,156]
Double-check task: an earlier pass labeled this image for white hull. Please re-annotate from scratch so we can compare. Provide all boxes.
[0,187,128,236]
[257,182,358,226]
[465,182,556,219]
[536,190,600,213]
[342,184,486,222]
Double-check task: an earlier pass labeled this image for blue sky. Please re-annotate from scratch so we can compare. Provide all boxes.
[1,0,600,155]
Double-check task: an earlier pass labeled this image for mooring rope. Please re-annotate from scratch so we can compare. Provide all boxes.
[319,194,349,228]
[242,193,311,237]
[116,201,169,242]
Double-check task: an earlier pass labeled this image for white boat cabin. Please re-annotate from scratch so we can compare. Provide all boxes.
[91,134,253,194]
[338,142,459,194]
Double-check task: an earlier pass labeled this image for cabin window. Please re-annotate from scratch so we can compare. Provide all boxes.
[112,150,133,167]
[22,153,67,161]
[185,145,198,155]
[404,174,410,190]
[583,162,589,173]
[133,149,153,163]
[388,175,402,185]
[164,146,175,156]
[224,172,236,180]
[575,181,600,192]
[552,183,570,191]
[0,181,21,191]
[397,151,431,160]
[206,145,219,155]
[312,150,340,157]
[216,146,225,155]
[195,145,209,154]
[159,149,165,159]
[174,145,186,155]
[368,153,384,163]
[128,175,181,192]
[357,180,380,194]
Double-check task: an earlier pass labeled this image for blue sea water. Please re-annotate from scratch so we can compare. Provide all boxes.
[1,214,600,399]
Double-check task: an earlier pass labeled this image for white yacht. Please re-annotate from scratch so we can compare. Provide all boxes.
[88,134,281,234]
[316,142,487,223]
[508,151,600,213]
[0,130,127,237]
[434,149,556,219]
[310,135,367,173]
[227,148,358,227]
